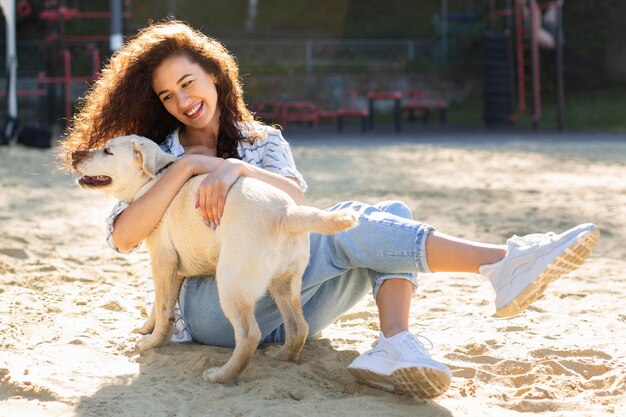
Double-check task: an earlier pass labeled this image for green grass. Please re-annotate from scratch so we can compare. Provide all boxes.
[447,89,626,131]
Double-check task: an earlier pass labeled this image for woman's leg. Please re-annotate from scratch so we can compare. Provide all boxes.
[270,200,421,342]
[425,231,507,273]
[179,200,425,347]
[375,235,506,337]
[372,201,505,337]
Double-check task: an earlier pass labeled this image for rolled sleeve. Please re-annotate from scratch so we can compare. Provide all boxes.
[260,130,308,192]
[105,201,140,253]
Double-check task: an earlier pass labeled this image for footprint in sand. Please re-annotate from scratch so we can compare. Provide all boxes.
[100,300,125,312]
[505,349,620,412]
[445,343,623,413]
[0,368,59,401]
[0,248,28,259]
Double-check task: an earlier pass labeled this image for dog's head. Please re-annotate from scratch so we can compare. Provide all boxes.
[75,135,176,202]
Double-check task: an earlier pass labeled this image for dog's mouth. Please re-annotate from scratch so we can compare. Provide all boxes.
[78,175,112,187]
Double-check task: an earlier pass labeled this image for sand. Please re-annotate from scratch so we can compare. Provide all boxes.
[1,132,625,417]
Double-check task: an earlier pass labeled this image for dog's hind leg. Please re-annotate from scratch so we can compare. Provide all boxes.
[267,257,309,362]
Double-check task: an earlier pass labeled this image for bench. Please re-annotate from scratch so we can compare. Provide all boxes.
[401,90,448,125]
[278,101,319,128]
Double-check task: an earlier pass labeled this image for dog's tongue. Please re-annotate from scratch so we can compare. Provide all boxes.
[78,175,112,186]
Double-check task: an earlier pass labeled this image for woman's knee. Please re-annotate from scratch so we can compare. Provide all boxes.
[373,200,413,220]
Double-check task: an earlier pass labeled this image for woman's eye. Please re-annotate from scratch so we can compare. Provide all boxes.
[182,80,193,88]
[162,94,172,102]
[104,148,113,155]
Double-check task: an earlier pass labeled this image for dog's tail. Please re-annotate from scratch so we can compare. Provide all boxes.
[282,206,358,235]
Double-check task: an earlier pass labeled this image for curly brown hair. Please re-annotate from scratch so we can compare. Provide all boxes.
[61,19,260,170]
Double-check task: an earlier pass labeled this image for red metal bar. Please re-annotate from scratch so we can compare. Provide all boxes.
[39,8,131,21]
[367,92,402,100]
[537,1,562,10]
[0,90,47,96]
[38,75,96,83]
[92,46,101,77]
[65,35,112,42]
[487,9,512,20]
[75,11,131,19]
[63,49,72,120]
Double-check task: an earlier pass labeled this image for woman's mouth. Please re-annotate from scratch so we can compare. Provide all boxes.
[184,102,203,119]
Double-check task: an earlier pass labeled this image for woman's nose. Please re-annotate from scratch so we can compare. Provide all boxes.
[177,92,191,108]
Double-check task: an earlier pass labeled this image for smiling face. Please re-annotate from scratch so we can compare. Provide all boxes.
[152,54,220,139]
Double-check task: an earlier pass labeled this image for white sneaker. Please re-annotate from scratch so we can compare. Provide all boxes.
[347,331,452,399]
[480,223,600,318]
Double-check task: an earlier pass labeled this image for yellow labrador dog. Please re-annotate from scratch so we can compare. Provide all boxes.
[75,135,357,383]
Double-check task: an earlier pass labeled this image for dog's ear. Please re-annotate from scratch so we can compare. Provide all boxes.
[133,140,158,179]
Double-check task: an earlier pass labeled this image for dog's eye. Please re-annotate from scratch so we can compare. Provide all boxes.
[103,147,113,155]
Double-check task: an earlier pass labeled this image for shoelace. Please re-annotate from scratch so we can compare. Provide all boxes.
[404,333,434,354]
[509,231,557,248]
[371,332,434,354]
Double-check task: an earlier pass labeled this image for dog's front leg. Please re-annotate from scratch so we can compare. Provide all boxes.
[136,251,182,351]
[132,302,156,335]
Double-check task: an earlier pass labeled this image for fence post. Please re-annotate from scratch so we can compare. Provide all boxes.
[407,40,415,62]
[305,41,313,74]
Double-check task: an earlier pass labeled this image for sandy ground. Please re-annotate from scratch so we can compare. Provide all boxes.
[1,132,625,417]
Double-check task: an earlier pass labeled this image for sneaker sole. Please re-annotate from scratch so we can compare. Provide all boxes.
[348,366,451,399]
[496,226,600,318]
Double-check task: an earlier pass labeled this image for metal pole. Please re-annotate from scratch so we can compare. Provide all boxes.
[305,41,313,74]
[4,0,17,123]
[110,0,123,52]
[63,49,71,120]
[529,0,541,129]
[59,0,67,128]
[555,4,564,131]
[441,0,448,64]
[407,40,415,61]
[506,0,515,122]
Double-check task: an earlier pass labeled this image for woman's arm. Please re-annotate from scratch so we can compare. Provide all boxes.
[242,161,304,203]
[111,154,224,252]
[195,159,304,229]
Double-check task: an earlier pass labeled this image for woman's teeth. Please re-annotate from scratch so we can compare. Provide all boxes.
[186,103,202,117]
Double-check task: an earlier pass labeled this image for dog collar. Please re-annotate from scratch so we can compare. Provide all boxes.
[156,161,175,176]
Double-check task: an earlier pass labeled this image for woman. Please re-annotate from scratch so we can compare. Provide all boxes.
[62,20,599,399]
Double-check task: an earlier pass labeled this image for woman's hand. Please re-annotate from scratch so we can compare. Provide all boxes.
[176,153,223,177]
[195,158,245,228]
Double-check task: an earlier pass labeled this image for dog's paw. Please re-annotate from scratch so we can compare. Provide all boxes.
[132,325,152,335]
[202,367,235,384]
[135,334,165,351]
[132,320,155,335]
[264,345,300,362]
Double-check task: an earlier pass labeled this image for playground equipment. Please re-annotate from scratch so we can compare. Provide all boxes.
[0,0,17,145]
[0,0,127,146]
[484,0,564,130]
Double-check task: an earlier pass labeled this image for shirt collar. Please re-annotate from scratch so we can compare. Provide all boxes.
[160,127,186,158]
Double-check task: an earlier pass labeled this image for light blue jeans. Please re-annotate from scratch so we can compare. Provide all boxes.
[178,200,434,348]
